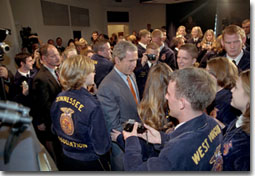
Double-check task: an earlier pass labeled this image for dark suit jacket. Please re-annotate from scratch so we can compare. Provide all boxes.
[31,65,61,130]
[97,68,140,132]
[10,69,37,107]
[237,49,250,72]
[134,58,151,99]
[137,44,146,58]
[91,54,114,87]
[159,45,176,70]
[187,38,202,49]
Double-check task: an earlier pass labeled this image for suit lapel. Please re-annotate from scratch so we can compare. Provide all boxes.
[42,66,61,90]
[112,69,139,105]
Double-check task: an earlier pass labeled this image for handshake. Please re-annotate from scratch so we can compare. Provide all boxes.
[123,119,147,134]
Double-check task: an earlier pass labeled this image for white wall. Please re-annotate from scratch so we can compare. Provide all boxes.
[9,0,166,46]
[0,0,165,73]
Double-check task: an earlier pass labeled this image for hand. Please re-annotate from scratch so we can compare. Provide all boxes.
[111,129,121,142]
[22,84,29,96]
[37,123,46,131]
[137,123,161,144]
[88,84,97,94]
[209,107,218,119]
[0,66,8,79]
[123,122,138,140]
[141,53,148,67]
[29,35,38,39]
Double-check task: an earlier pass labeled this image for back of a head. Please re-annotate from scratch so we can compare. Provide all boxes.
[151,29,163,39]
[60,55,95,91]
[170,67,216,111]
[179,43,198,59]
[62,46,77,60]
[93,40,108,53]
[146,42,159,51]
[207,57,238,89]
[222,25,245,40]
[112,41,137,61]
[139,62,173,130]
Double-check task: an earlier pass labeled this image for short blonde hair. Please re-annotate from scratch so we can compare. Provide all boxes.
[151,29,163,38]
[191,26,203,38]
[61,46,77,60]
[59,55,95,90]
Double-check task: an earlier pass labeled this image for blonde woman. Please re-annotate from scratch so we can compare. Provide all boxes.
[200,29,216,51]
[51,55,111,171]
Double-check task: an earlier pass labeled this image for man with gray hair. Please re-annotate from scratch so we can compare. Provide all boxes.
[122,67,223,171]
[97,41,140,171]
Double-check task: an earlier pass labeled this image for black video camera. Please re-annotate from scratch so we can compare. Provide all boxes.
[146,54,157,61]
[0,28,11,60]
[123,119,147,133]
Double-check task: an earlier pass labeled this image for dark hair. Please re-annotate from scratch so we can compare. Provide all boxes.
[15,52,31,67]
[67,39,75,46]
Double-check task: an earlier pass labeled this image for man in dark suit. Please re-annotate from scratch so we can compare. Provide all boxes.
[91,40,114,88]
[31,44,62,164]
[137,29,151,58]
[55,37,65,53]
[97,41,140,171]
[151,29,176,70]
[221,24,250,72]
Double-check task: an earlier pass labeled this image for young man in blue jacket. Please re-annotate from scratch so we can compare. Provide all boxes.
[122,67,224,171]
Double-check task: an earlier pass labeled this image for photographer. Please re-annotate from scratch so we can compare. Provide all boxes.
[134,42,159,99]
[122,68,223,171]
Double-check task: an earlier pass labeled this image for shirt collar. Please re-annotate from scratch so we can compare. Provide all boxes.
[226,50,244,65]
[159,43,164,52]
[235,115,244,128]
[138,42,147,49]
[174,121,186,130]
[18,70,30,77]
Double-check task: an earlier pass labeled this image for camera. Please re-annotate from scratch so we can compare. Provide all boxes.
[0,28,11,60]
[123,119,147,133]
[146,54,157,61]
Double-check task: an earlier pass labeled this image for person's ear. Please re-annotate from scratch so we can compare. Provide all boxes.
[179,98,185,110]
[192,58,197,65]
[242,37,246,46]
[220,38,224,47]
[115,57,120,64]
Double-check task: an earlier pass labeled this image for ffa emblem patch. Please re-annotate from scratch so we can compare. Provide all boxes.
[60,107,74,135]
[210,144,223,171]
[223,141,232,156]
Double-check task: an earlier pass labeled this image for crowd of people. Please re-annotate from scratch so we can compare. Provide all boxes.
[0,18,250,171]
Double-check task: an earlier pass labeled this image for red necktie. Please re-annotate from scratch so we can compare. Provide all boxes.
[127,76,138,104]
